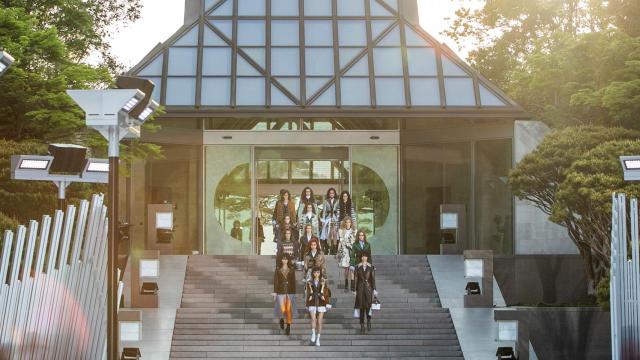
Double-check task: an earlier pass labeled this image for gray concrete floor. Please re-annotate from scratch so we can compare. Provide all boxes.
[428,255,514,360]
[121,255,187,360]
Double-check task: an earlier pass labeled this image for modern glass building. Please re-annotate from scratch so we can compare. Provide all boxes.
[126,0,533,257]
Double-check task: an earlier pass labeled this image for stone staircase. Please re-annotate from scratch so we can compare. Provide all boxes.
[169,255,464,359]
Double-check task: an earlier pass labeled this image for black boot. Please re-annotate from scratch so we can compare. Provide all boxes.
[344,279,348,290]
[279,318,285,330]
[286,324,291,335]
[367,318,372,331]
[350,282,355,292]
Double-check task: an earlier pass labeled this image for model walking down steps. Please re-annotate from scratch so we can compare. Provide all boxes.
[170,255,463,359]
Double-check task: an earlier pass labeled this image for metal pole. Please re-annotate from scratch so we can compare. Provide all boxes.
[56,181,67,210]
[107,126,119,360]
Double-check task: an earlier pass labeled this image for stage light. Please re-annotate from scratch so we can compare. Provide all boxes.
[19,159,49,170]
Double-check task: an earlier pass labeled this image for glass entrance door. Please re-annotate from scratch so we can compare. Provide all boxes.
[254,146,350,255]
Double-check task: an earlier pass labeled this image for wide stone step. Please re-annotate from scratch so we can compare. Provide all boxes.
[169,255,461,359]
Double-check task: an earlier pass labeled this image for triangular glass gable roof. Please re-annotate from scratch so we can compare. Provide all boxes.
[130,0,517,110]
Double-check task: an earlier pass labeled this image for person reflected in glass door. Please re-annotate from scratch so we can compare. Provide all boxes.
[230,220,243,241]
[337,217,356,291]
[273,189,297,244]
[256,217,265,255]
[321,188,339,255]
[297,187,318,224]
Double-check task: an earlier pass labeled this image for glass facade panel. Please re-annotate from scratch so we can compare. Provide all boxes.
[292,161,311,179]
[271,48,300,76]
[312,161,332,179]
[445,78,476,106]
[205,146,252,255]
[305,48,334,76]
[352,146,398,255]
[304,0,332,16]
[404,143,471,254]
[305,21,333,46]
[373,48,403,76]
[371,20,394,40]
[236,77,266,105]
[271,0,299,16]
[337,0,365,16]
[166,78,196,105]
[138,56,163,76]
[272,21,299,46]
[202,48,232,75]
[376,26,401,46]
[475,139,513,255]
[407,48,437,76]
[168,48,197,76]
[340,78,370,106]
[238,20,266,46]
[338,21,367,46]
[375,78,405,106]
[442,56,469,76]
[238,0,266,16]
[202,78,231,105]
[344,54,369,76]
[410,78,440,106]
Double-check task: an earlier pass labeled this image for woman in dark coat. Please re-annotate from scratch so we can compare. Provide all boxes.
[337,190,356,229]
[273,254,296,335]
[353,252,377,333]
[350,230,372,291]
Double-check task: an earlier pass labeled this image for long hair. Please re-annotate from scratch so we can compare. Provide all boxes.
[308,238,322,253]
[277,253,293,269]
[340,217,354,230]
[279,189,291,202]
[356,230,368,243]
[300,187,315,204]
[339,190,352,217]
[326,187,337,200]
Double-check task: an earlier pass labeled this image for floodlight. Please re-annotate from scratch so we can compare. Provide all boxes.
[86,161,110,173]
[19,159,50,170]
[48,144,88,174]
[137,99,159,122]
[0,50,14,76]
[620,156,640,181]
[116,76,156,120]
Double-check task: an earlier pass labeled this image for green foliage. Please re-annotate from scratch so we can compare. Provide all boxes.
[446,1,640,129]
[509,127,639,292]
[5,0,142,70]
[596,274,610,310]
[554,140,640,286]
[0,212,19,235]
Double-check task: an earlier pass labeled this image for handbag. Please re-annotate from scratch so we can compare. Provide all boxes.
[353,308,360,318]
[371,296,381,311]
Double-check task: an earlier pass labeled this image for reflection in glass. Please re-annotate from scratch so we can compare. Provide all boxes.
[352,146,398,255]
[475,139,513,254]
[403,143,471,254]
[205,146,252,255]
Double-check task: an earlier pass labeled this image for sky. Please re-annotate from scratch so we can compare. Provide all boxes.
[105,0,475,69]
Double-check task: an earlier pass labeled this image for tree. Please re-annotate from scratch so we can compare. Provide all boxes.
[445,1,640,129]
[5,0,142,71]
[509,126,638,293]
[555,140,640,302]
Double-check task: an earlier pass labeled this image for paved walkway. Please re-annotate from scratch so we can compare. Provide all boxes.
[428,255,516,360]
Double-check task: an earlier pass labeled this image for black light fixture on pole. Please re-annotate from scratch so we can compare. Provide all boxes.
[67,77,159,359]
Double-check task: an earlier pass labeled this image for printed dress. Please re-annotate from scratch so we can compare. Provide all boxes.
[337,228,356,268]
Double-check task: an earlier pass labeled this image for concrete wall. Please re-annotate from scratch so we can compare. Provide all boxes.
[494,255,592,306]
[513,121,577,254]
